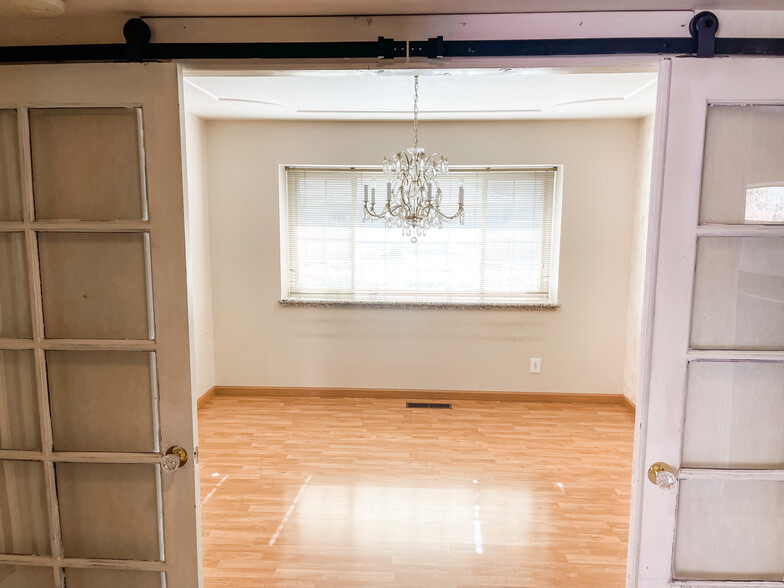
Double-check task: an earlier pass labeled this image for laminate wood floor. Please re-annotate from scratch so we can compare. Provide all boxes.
[198,396,635,587]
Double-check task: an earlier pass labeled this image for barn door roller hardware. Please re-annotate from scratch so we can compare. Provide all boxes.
[122,19,406,62]
[1,11,783,63]
[691,11,718,58]
[0,19,406,63]
[410,12,779,59]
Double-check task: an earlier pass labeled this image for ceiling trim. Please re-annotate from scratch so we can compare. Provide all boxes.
[184,75,658,119]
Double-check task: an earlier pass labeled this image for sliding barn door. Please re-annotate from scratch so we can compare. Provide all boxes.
[632,57,784,587]
[0,63,199,587]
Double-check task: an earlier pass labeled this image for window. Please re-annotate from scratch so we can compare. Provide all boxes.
[281,166,561,306]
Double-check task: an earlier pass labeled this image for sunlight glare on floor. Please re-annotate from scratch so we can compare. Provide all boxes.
[287,482,534,553]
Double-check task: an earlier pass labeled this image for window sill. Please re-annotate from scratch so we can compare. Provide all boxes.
[278,299,560,311]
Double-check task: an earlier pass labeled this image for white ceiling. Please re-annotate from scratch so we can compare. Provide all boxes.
[12,0,784,17]
[184,70,658,121]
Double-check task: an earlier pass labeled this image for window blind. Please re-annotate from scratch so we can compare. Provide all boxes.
[284,166,558,304]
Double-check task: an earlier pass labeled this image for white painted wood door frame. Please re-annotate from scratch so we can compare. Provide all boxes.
[0,63,200,588]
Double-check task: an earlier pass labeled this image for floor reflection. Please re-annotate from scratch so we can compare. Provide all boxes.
[287,482,533,553]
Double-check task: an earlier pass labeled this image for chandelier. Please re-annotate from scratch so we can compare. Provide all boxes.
[363,75,465,243]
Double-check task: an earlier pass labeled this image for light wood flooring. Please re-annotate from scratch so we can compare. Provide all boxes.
[198,396,635,587]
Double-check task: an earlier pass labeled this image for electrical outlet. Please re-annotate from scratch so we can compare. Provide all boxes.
[530,358,541,374]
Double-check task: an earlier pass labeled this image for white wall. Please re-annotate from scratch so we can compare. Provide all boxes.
[205,118,640,395]
[183,113,216,400]
[622,114,655,406]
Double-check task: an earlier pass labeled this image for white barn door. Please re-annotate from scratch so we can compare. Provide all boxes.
[0,63,200,587]
[634,57,784,587]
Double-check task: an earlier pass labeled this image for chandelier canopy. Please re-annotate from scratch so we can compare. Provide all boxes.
[363,75,464,243]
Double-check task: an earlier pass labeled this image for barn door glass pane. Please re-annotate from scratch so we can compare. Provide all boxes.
[690,237,784,350]
[0,460,49,555]
[64,568,163,588]
[56,463,161,560]
[38,232,152,340]
[0,565,55,588]
[0,110,22,222]
[0,350,39,451]
[47,350,158,452]
[700,105,784,224]
[0,232,32,339]
[29,108,146,221]
[674,480,784,580]
[682,361,784,469]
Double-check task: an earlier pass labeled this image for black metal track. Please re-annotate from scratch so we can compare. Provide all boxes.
[1,12,783,64]
[409,37,696,58]
[0,40,408,63]
[407,37,784,58]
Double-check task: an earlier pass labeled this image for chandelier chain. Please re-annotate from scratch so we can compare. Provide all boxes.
[413,75,419,151]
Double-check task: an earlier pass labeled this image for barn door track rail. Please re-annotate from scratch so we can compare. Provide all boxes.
[1,11,783,64]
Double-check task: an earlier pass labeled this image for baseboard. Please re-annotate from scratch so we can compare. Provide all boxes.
[211,385,627,405]
[620,394,636,412]
[197,386,216,409]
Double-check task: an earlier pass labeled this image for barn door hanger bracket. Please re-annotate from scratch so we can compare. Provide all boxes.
[119,17,406,63]
[124,18,151,62]
[377,36,398,59]
[691,11,718,58]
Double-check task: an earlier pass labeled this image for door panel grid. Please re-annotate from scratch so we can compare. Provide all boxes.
[0,103,167,586]
[671,100,784,583]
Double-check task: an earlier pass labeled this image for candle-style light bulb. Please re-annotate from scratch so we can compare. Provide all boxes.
[386,182,392,203]
[458,181,465,206]
[364,185,369,203]
[427,183,433,202]
[371,182,376,205]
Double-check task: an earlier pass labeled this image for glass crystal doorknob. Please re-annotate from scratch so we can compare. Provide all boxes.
[647,462,677,489]
[161,445,188,472]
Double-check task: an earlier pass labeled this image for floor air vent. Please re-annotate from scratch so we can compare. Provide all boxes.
[406,402,452,409]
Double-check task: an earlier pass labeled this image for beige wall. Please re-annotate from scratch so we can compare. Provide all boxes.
[623,114,655,406]
[205,118,640,394]
[183,114,216,400]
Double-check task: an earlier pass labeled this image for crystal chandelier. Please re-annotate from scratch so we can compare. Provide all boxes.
[363,75,465,243]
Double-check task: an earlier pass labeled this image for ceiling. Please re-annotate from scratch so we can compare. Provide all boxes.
[10,0,784,17]
[184,70,658,121]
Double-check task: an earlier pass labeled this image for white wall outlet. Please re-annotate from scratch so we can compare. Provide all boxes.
[530,358,542,374]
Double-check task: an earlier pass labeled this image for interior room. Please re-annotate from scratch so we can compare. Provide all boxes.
[183,68,657,586]
[5,4,784,586]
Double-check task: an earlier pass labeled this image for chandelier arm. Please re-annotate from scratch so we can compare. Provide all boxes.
[364,209,386,221]
[363,203,391,220]
[364,202,410,217]
[434,205,465,221]
[388,203,405,215]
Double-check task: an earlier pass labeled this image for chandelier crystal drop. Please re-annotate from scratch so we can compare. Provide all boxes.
[363,75,465,243]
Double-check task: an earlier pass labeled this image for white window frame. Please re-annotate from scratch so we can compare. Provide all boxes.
[279,164,563,309]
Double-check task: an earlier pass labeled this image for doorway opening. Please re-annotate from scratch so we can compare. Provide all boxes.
[182,66,657,586]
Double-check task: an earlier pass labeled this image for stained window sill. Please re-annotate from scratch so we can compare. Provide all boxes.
[279,299,560,310]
